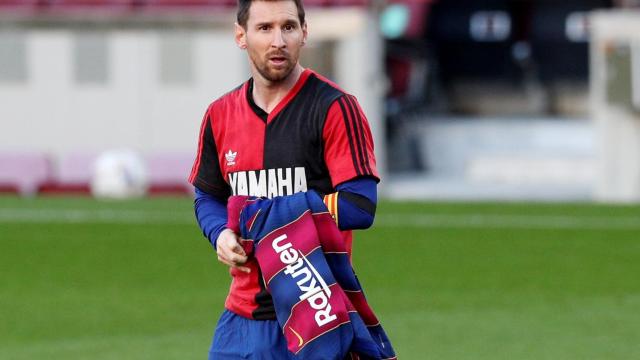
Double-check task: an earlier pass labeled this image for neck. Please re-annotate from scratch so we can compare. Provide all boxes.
[251,64,304,113]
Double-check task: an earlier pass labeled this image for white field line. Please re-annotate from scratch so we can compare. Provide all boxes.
[375,214,640,230]
[0,208,194,224]
[0,208,639,230]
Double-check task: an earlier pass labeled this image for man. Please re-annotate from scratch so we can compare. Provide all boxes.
[189,0,380,358]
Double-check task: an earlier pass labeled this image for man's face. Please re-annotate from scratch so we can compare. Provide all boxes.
[236,0,307,83]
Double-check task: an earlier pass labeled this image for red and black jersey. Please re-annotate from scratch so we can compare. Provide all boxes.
[189,69,378,320]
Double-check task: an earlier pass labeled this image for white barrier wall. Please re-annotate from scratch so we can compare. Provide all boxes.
[0,21,244,158]
[591,10,640,202]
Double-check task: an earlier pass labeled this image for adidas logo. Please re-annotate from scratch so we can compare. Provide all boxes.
[225,150,237,166]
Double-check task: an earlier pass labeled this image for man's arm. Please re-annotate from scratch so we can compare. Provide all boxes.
[193,187,227,249]
[321,94,380,230]
[190,107,249,272]
[323,177,377,230]
[194,187,250,273]
[189,107,231,199]
[322,95,379,186]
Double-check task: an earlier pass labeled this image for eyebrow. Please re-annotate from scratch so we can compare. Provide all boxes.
[254,19,299,28]
[255,21,272,28]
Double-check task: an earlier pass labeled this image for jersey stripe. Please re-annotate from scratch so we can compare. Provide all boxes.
[189,113,209,183]
[346,95,373,176]
[337,97,362,176]
[343,96,368,176]
[352,96,373,175]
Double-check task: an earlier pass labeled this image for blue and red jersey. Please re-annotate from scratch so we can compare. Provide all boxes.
[226,192,396,359]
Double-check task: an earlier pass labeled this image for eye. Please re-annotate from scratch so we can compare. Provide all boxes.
[258,25,270,31]
[283,24,295,31]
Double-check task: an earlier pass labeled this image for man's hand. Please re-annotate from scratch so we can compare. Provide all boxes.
[216,229,251,273]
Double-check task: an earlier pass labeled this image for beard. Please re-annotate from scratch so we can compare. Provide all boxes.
[251,51,296,83]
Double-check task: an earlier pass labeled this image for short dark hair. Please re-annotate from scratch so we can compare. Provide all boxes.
[237,0,306,29]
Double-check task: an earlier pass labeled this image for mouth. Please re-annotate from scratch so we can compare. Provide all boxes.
[268,55,288,66]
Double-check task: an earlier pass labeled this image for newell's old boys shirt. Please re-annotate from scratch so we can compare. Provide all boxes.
[189,69,378,320]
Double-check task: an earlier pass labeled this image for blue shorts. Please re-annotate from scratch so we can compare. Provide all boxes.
[208,309,296,360]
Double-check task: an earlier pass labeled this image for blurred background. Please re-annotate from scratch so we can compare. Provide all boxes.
[1,1,640,359]
[1,0,640,201]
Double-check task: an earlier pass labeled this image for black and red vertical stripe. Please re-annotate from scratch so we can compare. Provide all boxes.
[335,95,375,178]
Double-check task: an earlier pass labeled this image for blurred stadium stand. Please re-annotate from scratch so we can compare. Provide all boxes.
[2,0,640,201]
[0,0,368,11]
[380,0,640,201]
[384,0,614,117]
[384,1,612,142]
[0,153,52,196]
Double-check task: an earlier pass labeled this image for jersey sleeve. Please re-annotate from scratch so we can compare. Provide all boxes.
[194,186,228,249]
[322,95,379,187]
[188,107,231,199]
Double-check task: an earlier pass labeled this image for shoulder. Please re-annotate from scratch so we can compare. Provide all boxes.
[305,71,368,119]
[307,70,345,95]
[207,81,248,116]
[303,70,350,106]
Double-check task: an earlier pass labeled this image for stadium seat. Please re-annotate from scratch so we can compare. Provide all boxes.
[0,0,40,6]
[146,152,194,194]
[329,0,369,7]
[41,0,135,11]
[0,152,52,196]
[45,0,132,5]
[141,0,235,8]
[530,0,611,82]
[426,0,518,81]
[0,0,41,13]
[302,0,329,7]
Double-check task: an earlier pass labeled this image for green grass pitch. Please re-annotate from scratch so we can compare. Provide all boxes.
[1,196,639,359]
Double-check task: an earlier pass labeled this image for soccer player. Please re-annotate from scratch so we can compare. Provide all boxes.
[189,0,380,358]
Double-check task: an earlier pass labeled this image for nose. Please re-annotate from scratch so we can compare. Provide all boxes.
[271,29,286,49]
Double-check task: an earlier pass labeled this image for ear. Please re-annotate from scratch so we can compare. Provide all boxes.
[235,22,247,49]
[301,22,308,46]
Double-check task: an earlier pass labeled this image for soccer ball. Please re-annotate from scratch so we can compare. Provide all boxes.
[90,149,148,199]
